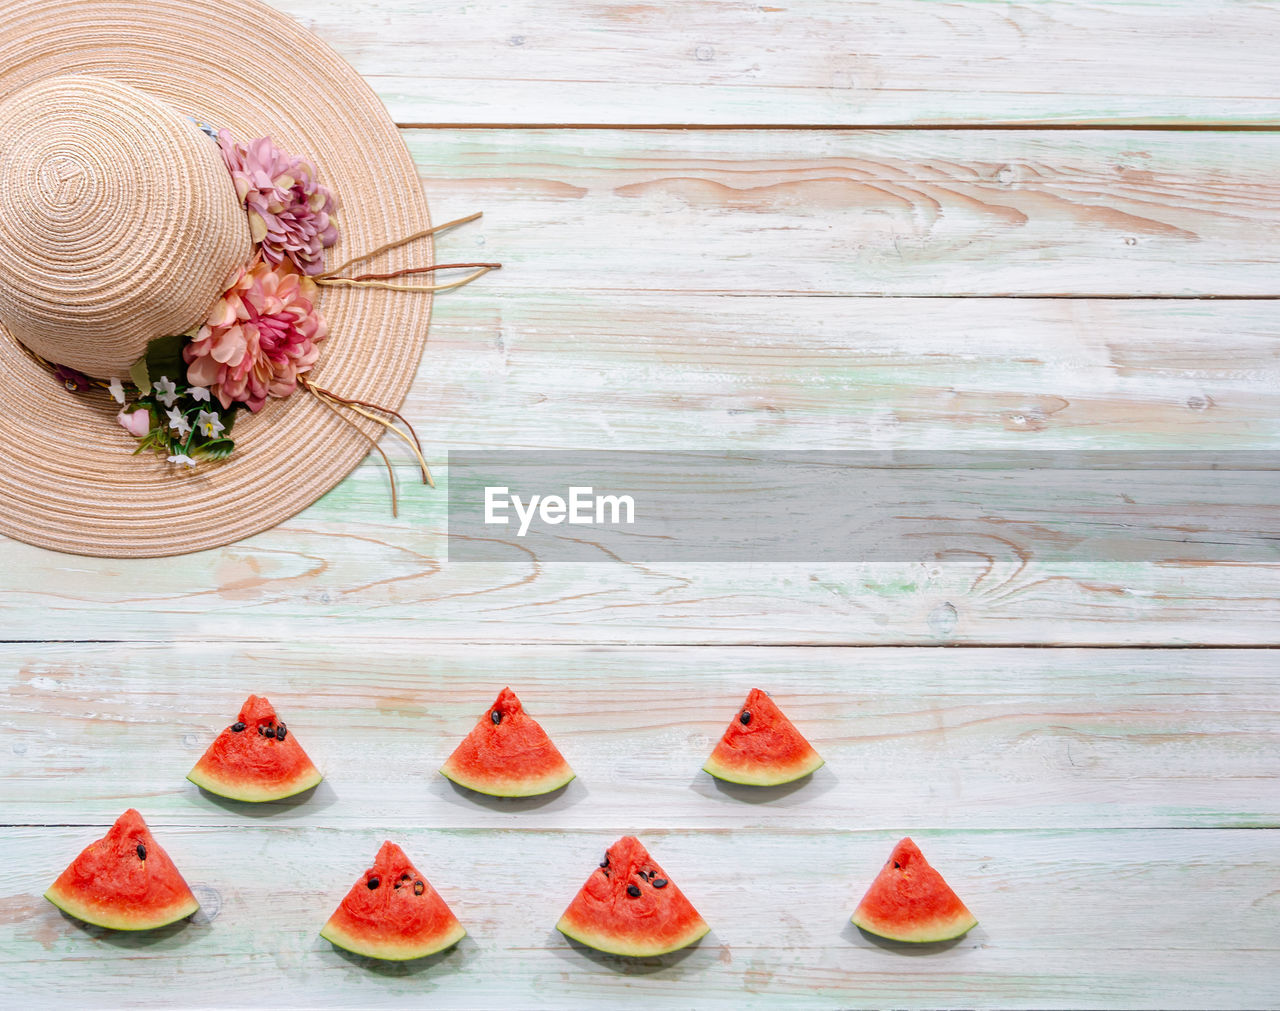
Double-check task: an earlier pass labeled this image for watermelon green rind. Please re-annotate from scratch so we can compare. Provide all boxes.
[850,837,978,944]
[439,687,576,798]
[703,688,824,787]
[701,751,824,787]
[556,835,710,958]
[320,915,466,962]
[44,809,200,931]
[439,764,576,799]
[851,908,978,944]
[320,841,466,962]
[186,763,323,803]
[557,910,710,958]
[187,694,323,803]
[44,881,199,932]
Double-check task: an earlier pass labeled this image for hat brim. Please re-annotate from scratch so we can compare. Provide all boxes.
[0,0,433,557]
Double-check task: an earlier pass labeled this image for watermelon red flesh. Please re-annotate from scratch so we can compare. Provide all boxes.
[187,694,323,802]
[702,688,824,786]
[320,841,466,961]
[44,809,199,931]
[851,837,978,943]
[557,835,709,957]
[440,687,575,798]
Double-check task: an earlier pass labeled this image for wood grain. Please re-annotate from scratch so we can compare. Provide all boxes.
[413,293,1280,452]
[8,4,1280,1008]
[4,296,1280,646]
[2,825,1277,1008]
[266,0,1280,127]
[408,128,1280,296]
[3,645,1277,831]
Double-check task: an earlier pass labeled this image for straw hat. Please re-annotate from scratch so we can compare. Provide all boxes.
[0,0,437,557]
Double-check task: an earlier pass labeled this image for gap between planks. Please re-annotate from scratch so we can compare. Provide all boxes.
[1,823,1275,832]
[2,641,1280,651]
[394,122,1280,132]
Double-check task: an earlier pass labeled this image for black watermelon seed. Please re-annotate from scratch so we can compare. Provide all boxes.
[491,710,502,724]
[652,878,667,888]
[626,884,641,897]
[136,843,146,861]
[401,872,412,881]
[413,880,425,896]
[276,726,287,741]
[367,877,380,890]
[599,860,609,869]
[231,722,246,732]
[740,710,752,725]
[893,861,902,870]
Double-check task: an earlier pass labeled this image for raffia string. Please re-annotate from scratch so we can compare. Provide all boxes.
[300,376,432,487]
[301,377,403,517]
[316,211,501,293]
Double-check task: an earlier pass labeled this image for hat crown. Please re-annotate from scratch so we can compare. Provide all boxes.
[0,75,251,378]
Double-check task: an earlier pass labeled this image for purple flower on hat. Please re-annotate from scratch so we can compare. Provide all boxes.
[53,364,91,392]
[218,130,339,277]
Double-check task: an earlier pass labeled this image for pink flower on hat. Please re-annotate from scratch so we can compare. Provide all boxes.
[184,258,327,413]
[117,408,151,437]
[218,131,339,276]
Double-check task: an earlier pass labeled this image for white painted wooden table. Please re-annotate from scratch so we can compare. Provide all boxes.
[3,2,1280,1007]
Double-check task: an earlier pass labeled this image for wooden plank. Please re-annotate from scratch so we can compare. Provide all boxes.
[408,128,1280,297]
[2,825,1277,1008]
[2,295,1278,645]
[267,0,1280,127]
[3,645,1277,830]
[412,293,1280,453]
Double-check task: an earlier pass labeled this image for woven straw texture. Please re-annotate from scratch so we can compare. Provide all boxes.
[0,0,433,558]
[0,75,251,378]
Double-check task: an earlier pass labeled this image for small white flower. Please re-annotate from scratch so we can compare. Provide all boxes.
[195,410,225,438]
[108,377,126,404]
[167,407,191,437]
[166,454,198,468]
[153,375,179,408]
[189,386,212,403]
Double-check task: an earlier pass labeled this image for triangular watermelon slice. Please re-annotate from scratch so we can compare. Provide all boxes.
[320,841,466,961]
[44,809,200,930]
[851,837,978,943]
[702,688,824,786]
[440,687,575,797]
[187,694,323,802]
[557,835,709,957]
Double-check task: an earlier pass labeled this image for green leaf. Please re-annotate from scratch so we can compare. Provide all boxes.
[197,438,236,461]
[145,335,187,389]
[128,356,150,393]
